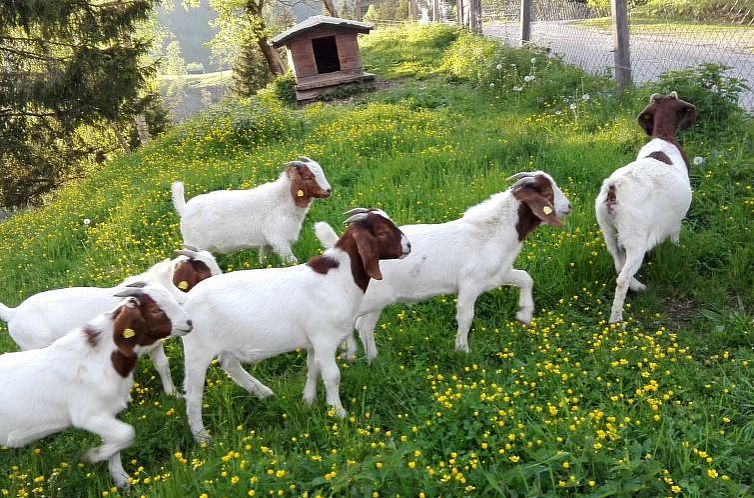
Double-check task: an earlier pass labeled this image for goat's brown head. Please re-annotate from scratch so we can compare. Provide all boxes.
[171,247,217,292]
[286,157,332,208]
[109,284,192,377]
[509,171,571,241]
[335,208,411,291]
[638,92,697,139]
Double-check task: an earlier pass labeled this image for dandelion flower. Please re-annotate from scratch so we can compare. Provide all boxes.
[489,82,495,88]
[83,218,91,226]
[496,63,503,70]
[582,94,590,101]
[524,75,535,82]
[570,103,578,110]
[513,86,523,92]
[693,156,705,165]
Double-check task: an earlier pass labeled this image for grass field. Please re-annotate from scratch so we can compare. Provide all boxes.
[1,25,753,498]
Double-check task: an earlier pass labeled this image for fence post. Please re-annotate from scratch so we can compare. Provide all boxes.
[470,0,482,33]
[457,0,465,26]
[611,0,632,89]
[520,0,531,47]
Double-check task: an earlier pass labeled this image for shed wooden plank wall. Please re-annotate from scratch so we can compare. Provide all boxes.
[286,27,364,79]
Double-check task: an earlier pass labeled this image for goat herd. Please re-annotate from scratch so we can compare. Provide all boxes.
[0,93,697,488]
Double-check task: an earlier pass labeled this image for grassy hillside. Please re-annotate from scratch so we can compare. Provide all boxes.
[1,25,753,498]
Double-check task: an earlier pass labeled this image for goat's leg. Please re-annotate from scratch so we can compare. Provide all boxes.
[147,344,177,396]
[183,346,213,442]
[79,416,135,466]
[341,333,359,362]
[602,223,645,292]
[270,240,297,265]
[455,287,483,353]
[303,348,320,405]
[355,311,382,362]
[107,453,130,489]
[609,247,646,323]
[258,245,270,264]
[220,356,273,399]
[314,344,346,418]
[500,269,534,324]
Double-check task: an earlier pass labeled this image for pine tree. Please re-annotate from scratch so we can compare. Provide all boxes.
[0,0,157,208]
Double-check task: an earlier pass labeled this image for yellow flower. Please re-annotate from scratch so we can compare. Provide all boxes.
[707,468,718,478]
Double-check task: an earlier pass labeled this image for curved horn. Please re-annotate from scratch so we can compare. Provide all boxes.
[175,249,199,259]
[506,171,537,182]
[343,207,371,216]
[114,286,145,298]
[124,281,148,288]
[297,156,311,162]
[182,244,201,252]
[649,93,662,103]
[344,213,369,225]
[284,160,306,169]
[669,91,678,99]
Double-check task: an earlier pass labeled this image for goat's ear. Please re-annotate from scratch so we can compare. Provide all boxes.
[112,300,146,357]
[288,167,309,208]
[519,189,564,227]
[352,228,382,280]
[677,104,697,131]
[638,106,654,136]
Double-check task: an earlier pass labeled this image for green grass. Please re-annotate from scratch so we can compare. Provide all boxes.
[1,24,753,497]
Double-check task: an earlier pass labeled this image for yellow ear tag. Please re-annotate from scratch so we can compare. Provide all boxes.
[122,328,136,339]
[178,280,189,290]
[543,206,553,215]
[297,189,305,197]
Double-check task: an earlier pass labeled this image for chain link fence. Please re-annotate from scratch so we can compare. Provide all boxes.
[478,0,754,111]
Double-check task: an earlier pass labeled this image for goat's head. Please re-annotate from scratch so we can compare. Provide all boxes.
[112,284,192,354]
[172,246,222,292]
[638,92,697,138]
[508,171,571,241]
[286,157,332,207]
[336,208,411,290]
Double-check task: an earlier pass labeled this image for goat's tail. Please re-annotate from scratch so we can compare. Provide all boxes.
[171,181,187,217]
[604,184,617,214]
[314,221,338,249]
[0,302,16,323]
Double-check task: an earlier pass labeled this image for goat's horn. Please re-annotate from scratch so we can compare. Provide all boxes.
[669,91,678,99]
[124,281,148,288]
[297,156,311,162]
[175,249,199,259]
[114,286,145,298]
[182,244,201,252]
[506,171,537,181]
[343,208,371,216]
[649,93,662,102]
[344,213,369,225]
[284,160,306,168]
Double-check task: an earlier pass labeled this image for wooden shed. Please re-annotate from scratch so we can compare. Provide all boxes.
[270,16,375,101]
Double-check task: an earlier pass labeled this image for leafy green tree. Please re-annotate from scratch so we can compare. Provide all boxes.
[0,0,158,208]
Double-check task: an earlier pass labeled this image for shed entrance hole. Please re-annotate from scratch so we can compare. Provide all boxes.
[312,36,341,74]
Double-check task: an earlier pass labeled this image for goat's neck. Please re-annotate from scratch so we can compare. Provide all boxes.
[332,237,371,293]
[81,315,140,379]
[641,138,690,172]
[650,122,690,170]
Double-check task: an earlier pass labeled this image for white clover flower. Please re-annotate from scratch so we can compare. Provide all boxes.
[511,63,517,68]
[524,75,535,82]
[512,86,523,92]
[489,82,495,88]
[570,103,578,110]
[582,93,590,101]
[496,63,503,70]
[83,218,91,226]
[531,57,537,64]
[555,110,562,115]
[693,156,705,166]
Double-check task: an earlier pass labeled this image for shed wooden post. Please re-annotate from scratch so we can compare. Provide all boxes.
[611,0,632,89]
[457,0,464,26]
[520,0,531,47]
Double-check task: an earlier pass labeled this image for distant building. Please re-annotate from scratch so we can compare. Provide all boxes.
[270,16,375,101]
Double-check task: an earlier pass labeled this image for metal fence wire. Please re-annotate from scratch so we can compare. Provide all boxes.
[480,0,754,111]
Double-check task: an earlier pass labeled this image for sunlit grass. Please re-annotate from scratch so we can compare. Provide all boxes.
[0,24,752,498]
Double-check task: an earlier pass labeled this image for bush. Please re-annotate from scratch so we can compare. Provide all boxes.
[643,63,749,131]
[186,62,205,74]
[260,72,297,104]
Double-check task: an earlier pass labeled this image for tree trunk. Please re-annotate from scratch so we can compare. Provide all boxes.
[353,0,362,21]
[247,1,285,76]
[133,114,151,145]
[322,0,339,17]
[113,125,131,154]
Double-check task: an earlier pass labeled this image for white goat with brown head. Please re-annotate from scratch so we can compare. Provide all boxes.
[595,92,698,323]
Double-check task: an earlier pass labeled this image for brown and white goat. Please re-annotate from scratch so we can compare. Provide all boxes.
[595,92,698,323]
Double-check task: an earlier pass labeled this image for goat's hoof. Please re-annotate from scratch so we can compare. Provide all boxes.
[83,448,103,464]
[255,386,274,399]
[333,407,347,419]
[515,309,533,324]
[193,430,211,444]
[112,473,131,490]
[302,394,315,406]
[608,313,624,324]
[629,280,646,292]
[454,343,470,354]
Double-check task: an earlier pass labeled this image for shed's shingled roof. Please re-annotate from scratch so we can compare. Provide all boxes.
[270,16,373,47]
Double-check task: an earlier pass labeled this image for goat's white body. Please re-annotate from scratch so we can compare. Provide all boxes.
[181,249,364,440]
[0,254,218,393]
[173,166,329,262]
[595,138,692,322]
[0,286,191,489]
[341,191,542,360]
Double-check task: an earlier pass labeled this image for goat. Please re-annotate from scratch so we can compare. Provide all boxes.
[181,209,410,441]
[0,248,220,394]
[0,284,192,489]
[171,157,332,263]
[595,92,697,323]
[316,171,571,361]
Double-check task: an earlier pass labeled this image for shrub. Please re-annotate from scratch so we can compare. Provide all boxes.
[186,62,206,74]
